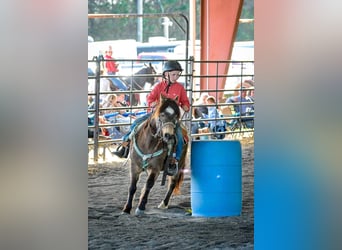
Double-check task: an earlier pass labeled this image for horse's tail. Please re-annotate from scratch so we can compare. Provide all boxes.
[173,171,184,195]
[172,141,188,195]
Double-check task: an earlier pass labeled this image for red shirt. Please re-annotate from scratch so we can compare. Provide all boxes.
[147,80,190,111]
[104,54,118,73]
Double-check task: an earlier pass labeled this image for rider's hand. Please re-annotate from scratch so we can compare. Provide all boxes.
[182,105,189,112]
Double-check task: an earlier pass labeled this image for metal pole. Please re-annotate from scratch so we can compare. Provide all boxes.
[137,0,143,42]
[189,0,196,58]
[162,17,170,40]
[93,54,103,163]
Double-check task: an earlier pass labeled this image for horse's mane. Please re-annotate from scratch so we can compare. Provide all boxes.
[152,97,180,121]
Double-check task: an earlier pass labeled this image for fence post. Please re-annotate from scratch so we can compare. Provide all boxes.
[92,54,104,163]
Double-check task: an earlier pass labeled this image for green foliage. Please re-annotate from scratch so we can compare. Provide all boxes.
[88,0,253,42]
[236,0,254,41]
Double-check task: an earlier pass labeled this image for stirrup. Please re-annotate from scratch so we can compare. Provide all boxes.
[112,143,129,158]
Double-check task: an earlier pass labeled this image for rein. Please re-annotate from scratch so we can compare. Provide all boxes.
[132,133,165,169]
[131,115,177,170]
[131,118,164,169]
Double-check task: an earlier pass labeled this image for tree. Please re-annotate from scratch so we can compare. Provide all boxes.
[88,0,254,42]
[236,0,254,41]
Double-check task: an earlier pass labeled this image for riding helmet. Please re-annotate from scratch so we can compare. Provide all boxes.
[162,60,183,74]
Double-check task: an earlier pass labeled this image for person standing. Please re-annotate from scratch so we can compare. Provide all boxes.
[104,45,119,75]
[113,60,190,167]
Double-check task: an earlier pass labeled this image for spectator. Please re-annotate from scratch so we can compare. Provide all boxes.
[193,92,209,118]
[116,92,129,108]
[226,84,254,129]
[88,96,95,109]
[101,95,133,139]
[244,79,255,102]
[226,87,254,115]
[102,94,120,114]
[104,45,119,75]
[206,96,226,139]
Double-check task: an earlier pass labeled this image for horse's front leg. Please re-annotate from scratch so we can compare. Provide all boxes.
[158,176,176,209]
[122,170,140,214]
[135,172,158,216]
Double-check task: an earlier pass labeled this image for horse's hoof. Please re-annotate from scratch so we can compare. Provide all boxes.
[135,208,145,216]
[158,201,168,209]
[120,211,130,215]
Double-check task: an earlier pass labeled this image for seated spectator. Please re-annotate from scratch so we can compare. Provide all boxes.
[191,98,206,140]
[116,92,129,111]
[102,94,117,114]
[226,85,254,129]
[203,96,226,139]
[193,92,209,118]
[88,96,95,110]
[102,94,127,115]
[244,79,255,102]
[226,88,254,115]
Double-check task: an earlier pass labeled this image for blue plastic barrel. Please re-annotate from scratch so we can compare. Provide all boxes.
[191,140,242,217]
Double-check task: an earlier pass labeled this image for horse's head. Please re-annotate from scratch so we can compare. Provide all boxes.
[128,63,157,91]
[141,62,157,85]
[152,95,180,143]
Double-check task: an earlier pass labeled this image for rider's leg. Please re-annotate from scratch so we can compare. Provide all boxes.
[174,124,184,161]
[166,124,183,176]
[113,113,151,157]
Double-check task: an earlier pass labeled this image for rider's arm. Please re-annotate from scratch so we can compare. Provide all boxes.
[182,105,189,112]
[178,85,190,112]
[147,83,162,108]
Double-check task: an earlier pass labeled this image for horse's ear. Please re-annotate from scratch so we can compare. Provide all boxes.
[149,62,152,68]
[174,96,179,102]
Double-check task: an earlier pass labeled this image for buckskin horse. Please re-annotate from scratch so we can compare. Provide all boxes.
[122,96,188,216]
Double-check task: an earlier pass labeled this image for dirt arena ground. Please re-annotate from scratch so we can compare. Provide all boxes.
[88,138,254,249]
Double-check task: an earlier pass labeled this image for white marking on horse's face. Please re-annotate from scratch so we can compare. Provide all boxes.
[165,106,175,116]
[162,123,175,141]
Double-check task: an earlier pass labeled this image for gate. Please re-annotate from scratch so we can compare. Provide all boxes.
[88,57,254,163]
[88,14,254,163]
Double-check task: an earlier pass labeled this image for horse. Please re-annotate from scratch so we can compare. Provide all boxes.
[121,63,157,106]
[122,96,188,216]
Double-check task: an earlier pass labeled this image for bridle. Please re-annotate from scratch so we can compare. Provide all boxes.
[132,110,178,169]
[151,119,177,139]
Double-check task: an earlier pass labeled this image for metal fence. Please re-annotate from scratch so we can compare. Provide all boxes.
[88,57,254,163]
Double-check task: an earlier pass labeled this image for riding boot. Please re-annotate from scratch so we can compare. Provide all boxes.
[112,141,130,158]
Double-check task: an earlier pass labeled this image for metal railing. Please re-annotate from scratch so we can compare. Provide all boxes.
[88,57,254,163]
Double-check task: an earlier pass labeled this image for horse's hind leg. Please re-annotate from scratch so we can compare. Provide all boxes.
[122,170,140,214]
[135,172,158,215]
